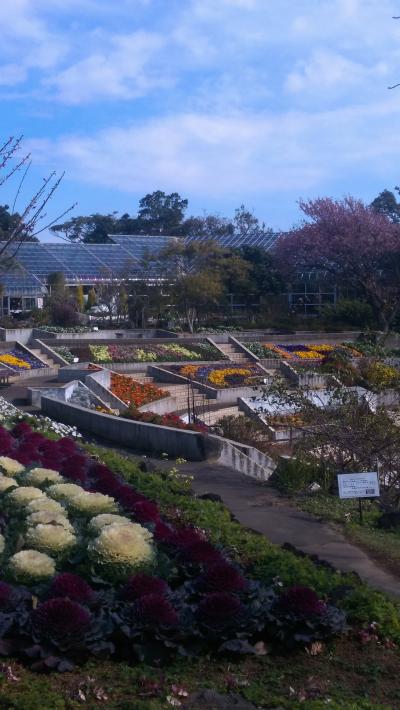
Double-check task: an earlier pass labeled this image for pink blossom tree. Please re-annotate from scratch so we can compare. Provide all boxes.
[276,196,400,337]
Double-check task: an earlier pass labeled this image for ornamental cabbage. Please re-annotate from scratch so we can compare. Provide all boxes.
[26,510,73,531]
[0,476,17,494]
[26,497,65,516]
[6,486,44,508]
[88,513,133,534]
[0,456,25,476]
[68,491,118,516]
[25,523,76,556]
[88,522,155,580]
[8,549,55,583]
[23,467,64,486]
[47,483,84,502]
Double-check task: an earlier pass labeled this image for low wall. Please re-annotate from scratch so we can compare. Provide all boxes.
[29,380,109,411]
[40,396,214,461]
[280,361,328,388]
[33,328,178,341]
[209,434,275,481]
[0,328,33,344]
[84,369,127,411]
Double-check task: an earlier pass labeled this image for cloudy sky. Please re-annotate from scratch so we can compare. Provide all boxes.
[1,0,400,233]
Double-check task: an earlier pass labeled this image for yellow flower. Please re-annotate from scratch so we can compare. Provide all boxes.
[0,457,25,476]
[294,351,323,360]
[8,549,55,583]
[0,354,30,369]
[6,486,44,508]
[25,524,76,556]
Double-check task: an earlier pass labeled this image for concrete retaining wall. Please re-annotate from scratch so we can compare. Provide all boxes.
[0,328,33,343]
[40,396,214,461]
[209,434,275,481]
[34,329,177,341]
[32,339,70,366]
[280,360,328,388]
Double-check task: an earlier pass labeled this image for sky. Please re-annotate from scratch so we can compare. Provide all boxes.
[1,0,400,237]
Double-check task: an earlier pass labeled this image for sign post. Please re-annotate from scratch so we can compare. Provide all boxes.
[337,472,380,524]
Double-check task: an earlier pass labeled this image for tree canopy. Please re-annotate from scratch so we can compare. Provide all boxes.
[276,196,400,336]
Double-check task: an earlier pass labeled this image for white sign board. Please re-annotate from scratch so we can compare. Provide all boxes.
[337,472,380,499]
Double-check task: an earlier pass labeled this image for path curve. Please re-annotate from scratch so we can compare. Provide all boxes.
[182,461,400,599]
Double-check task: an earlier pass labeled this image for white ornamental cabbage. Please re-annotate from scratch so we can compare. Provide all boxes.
[25,524,76,556]
[68,491,117,517]
[88,513,133,534]
[88,522,154,580]
[0,457,25,476]
[8,549,55,583]
[6,486,44,508]
[23,468,64,486]
[0,476,17,494]
[47,483,84,502]
[26,510,73,531]
[26,497,65,516]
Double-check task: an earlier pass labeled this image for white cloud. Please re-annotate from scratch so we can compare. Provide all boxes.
[285,49,388,94]
[29,93,400,201]
[47,31,169,104]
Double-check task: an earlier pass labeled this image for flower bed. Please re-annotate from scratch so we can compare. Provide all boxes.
[175,364,264,389]
[58,342,224,364]
[0,421,346,671]
[245,342,281,359]
[124,406,207,432]
[110,372,168,407]
[260,343,361,361]
[0,348,46,371]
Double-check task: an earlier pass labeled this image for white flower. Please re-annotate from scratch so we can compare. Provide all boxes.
[26,497,65,516]
[47,483,84,502]
[0,457,25,476]
[88,522,154,579]
[23,468,64,486]
[6,486,44,508]
[8,549,55,583]
[0,476,17,494]
[25,524,76,555]
[68,491,118,517]
[88,513,133,534]
[26,511,73,531]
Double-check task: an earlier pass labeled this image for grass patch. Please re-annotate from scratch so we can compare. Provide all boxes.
[295,492,400,578]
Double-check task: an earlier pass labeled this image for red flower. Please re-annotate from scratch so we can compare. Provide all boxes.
[121,574,169,601]
[183,542,223,565]
[132,500,160,524]
[199,563,248,593]
[279,586,326,615]
[12,422,33,439]
[136,593,178,626]
[48,573,95,604]
[197,593,243,626]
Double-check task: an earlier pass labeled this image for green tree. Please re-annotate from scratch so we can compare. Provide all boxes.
[371,189,400,223]
[86,288,96,309]
[47,271,66,295]
[137,191,188,235]
[50,214,117,243]
[75,285,84,312]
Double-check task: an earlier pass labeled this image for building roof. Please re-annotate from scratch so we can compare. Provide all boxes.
[0,231,280,296]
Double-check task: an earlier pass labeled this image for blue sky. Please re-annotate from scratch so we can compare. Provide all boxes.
[1,0,400,237]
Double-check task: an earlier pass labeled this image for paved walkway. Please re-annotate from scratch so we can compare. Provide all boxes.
[181,461,400,598]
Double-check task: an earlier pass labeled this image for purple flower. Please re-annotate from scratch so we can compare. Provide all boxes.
[153,521,175,543]
[0,581,15,610]
[31,598,92,650]
[121,574,169,601]
[47,573,95,604]
[199,563,248,593]
[170,527,206,549]
[197,593,243,626]
[278,586,326,615]
[13,446,39,466]
[136,593,178,626]
[57,437,77,454]
[117,485,147,509]
[132,500,160,524]
[12,422,33,439]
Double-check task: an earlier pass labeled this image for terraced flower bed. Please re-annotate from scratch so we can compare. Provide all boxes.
[0,348,46,371]
[110,372,168,407]
[0,422,347,671]
[55,341,223,364]
[174,364,265,388]
[248,343,362,361]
